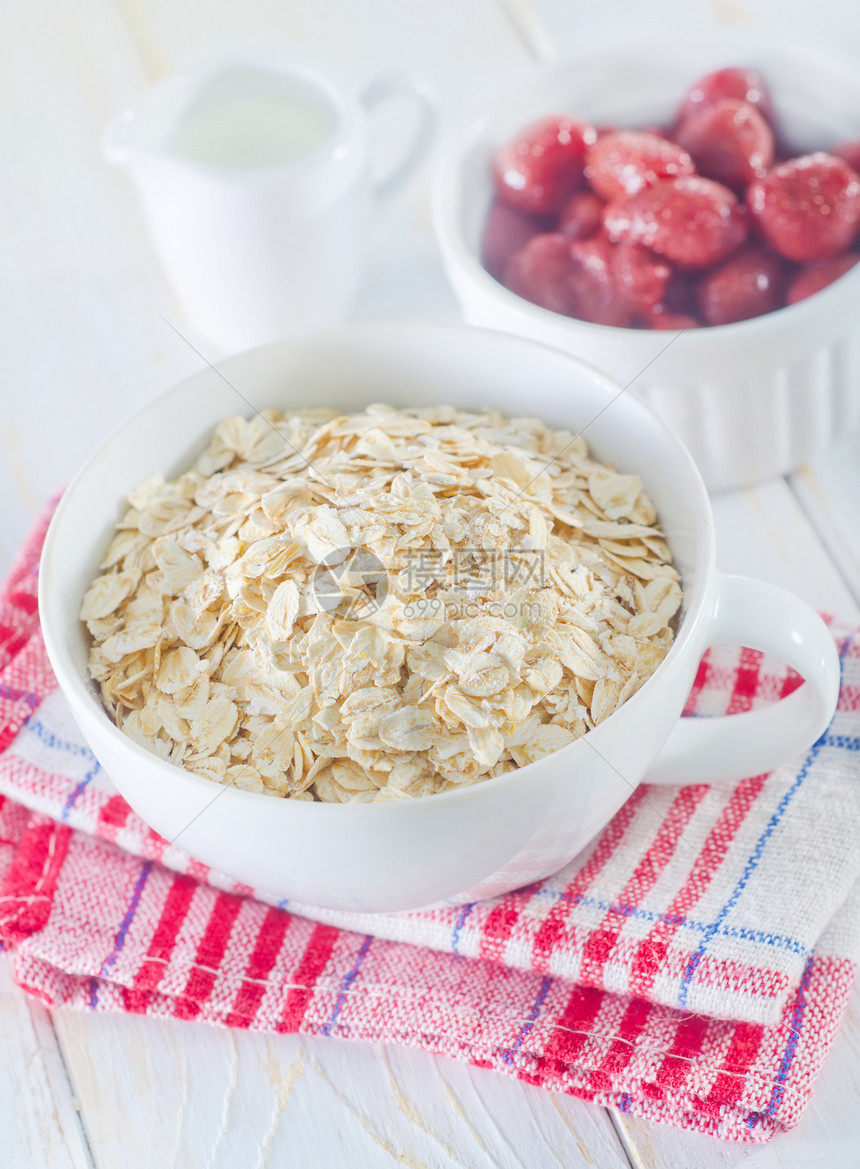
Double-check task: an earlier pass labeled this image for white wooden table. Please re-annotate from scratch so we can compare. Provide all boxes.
[2,1,860,1165]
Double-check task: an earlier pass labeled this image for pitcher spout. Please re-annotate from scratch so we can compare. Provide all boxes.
[102,108,140,168]
[101,70,201,172]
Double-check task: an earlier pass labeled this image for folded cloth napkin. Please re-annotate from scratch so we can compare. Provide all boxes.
[1,505,858,1143]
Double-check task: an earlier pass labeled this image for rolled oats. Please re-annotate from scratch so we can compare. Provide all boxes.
[82,405,682,802]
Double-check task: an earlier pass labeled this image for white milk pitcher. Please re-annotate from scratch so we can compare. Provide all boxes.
[104,58,435,352]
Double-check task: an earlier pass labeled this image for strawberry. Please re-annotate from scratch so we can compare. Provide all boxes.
[584,130,695,201]
[786,253,860,305]
[604,176,747,269]
[558,191,605,240]
[677,67,774,127]
[697,245,785,324]
[481,200,544,280]
[676,99,774,190]
[746,152,860,261]
[661,270,699,315]
[832,140,860,174]
[502,233,580,315]
[612,241,671,313]
[564,235,670,324]
[565,235,633,326]
[493,116,597,216]
[502,232,668,326]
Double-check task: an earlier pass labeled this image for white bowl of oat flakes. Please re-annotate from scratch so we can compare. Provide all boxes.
[39,323,838,912]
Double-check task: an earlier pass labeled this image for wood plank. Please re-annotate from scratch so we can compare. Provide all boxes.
[0,0,202,579]
[53,1011,631,1169]
[790,435,860,611]
[518,0,860,60]
[111,0,528,107]
[0,957,93,1169]
[710,478,860,618]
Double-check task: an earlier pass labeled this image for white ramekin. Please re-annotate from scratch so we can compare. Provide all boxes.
[433,35,860,491]
[38,323,838,912]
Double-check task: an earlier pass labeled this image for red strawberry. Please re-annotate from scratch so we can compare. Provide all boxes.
[662,270,699,315]
[561,235,671,324]
[746,153,860,261]
[502,233,580,315]
[677,67,774,127]
[604,176,747,269]
[481,200,544,280]
[697,245,785,325]
[565,235,633,326]
[676,99,774,190]
[613,241,671,313]
[786,253,860,304]
[584,130,695,201]
[503,232,666,325]
[493,116,597,217]
[558,191,605,240]
[832,140,860,174]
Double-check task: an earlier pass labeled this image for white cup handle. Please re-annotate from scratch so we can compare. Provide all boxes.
[361,72,436,201]
[644,573,840,785]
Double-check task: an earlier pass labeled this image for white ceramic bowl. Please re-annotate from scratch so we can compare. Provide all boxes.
[39,323,839,912]
[433,35,860,491]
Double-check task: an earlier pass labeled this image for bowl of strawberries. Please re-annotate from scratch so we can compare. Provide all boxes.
[434,35,860,490]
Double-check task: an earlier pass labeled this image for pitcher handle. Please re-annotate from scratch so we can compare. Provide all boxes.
[361,72,437,201]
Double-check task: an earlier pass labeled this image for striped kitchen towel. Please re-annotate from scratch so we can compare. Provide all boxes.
[0,503,858,1143]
